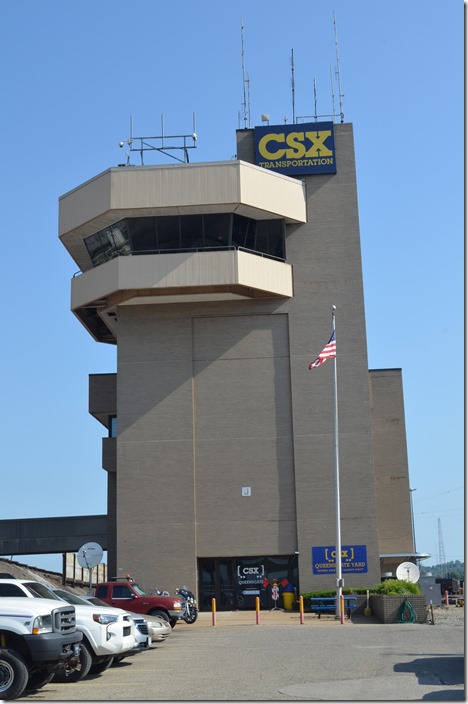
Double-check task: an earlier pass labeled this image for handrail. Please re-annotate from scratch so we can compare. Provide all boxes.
[73,245,286,277]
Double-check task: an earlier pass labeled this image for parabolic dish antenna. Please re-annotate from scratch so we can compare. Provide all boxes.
[77,542,103,570]
[396,561,420,583]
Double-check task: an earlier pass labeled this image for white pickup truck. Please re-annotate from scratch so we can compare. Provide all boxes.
[0,597,82,699]
[0,579,136,682]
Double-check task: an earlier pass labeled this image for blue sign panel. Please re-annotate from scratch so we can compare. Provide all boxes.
[312,545,368,574]
[254,121,336,176]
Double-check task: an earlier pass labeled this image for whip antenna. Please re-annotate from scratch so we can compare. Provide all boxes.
[333,11,345,123]
[291,49,296,123]
[240,19,250,128]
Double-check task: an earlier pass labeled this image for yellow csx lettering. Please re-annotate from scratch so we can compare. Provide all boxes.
[258,130,333,160]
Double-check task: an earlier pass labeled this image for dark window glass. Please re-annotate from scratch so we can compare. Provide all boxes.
[0,584,25,596]
[112,585,134,598]
[180,215,204,249]
[232,214,249,247]
[157,216,180,250]
[128,217,157,253]
[95,585,107,598]
[109,416,117,438]
[85,220,130,266]
[84,214,285,266]
[203,214,230,247]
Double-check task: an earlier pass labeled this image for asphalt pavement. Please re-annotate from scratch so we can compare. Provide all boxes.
[20,610,464,701]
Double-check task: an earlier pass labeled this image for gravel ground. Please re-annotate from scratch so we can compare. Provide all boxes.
[426,604,465,626]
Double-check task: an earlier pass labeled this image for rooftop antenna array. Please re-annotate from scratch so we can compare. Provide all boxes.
[240,19,251,128]
[119,114,197,165]
[294,12,345,124]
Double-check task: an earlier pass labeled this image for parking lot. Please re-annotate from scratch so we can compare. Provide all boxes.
[20,610,464,701]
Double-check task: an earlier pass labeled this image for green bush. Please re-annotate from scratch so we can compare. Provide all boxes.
[372,579,421,595]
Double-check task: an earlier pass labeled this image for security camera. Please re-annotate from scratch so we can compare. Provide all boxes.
[192,133,197,141]
[119,141,125,148]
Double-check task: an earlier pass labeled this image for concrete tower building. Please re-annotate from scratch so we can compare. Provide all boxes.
[59,121,414,608]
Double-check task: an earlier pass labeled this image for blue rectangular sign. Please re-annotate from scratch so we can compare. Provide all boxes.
[254,121,336,176]
[312,545,368,574]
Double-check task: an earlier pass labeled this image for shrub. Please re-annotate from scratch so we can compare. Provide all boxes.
[372,579,421,595]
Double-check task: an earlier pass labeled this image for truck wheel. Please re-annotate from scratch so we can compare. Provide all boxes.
[53,643,92,683]
[148,609,170,623]
[89,656,113,675]
[25,669,54,691]
[0,649,29,700]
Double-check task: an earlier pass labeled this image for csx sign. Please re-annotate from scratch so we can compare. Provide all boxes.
[312,545,368,574]
[254,121,336,176]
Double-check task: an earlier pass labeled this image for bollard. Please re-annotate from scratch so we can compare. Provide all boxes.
[212,597,216,626]
[299,595,304,624]
[340,595,345,624]
[444,590,449,607]
[255,596,260,624]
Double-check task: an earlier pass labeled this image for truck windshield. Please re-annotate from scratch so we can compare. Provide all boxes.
[25,582,63,600]
[131,583,147,596]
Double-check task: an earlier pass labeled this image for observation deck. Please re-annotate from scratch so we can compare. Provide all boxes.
[59,160,306,343]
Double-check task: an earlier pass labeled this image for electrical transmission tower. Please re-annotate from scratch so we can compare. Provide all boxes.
[437,518,447,578]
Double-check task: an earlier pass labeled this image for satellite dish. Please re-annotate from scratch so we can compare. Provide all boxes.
[396,561,420,583]
[77,542,103,570]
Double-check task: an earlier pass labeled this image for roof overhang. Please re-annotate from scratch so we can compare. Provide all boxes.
[59,160,307,273]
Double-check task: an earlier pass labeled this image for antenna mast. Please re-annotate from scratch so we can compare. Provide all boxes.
[313,75,318,121]
[291,49,296,124]
[330,65,336,122]
[333,11,345,123]
[437,518,447,578]
[240,19,250,128]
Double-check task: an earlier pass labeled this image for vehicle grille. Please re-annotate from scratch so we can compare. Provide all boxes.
[123,626,132,636]
[53,606,76,634]
[137,623,149,635]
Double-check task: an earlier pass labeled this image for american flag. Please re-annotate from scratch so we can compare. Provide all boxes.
[308,330,336,370]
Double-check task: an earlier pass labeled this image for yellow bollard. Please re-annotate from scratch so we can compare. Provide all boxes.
[212,597,216,626]
[340,595,345,624]
[255,596,260,624]
[299,595,304,624]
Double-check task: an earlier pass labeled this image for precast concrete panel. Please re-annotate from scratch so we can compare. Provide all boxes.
[370,369,414,554]
[193,313,296,556]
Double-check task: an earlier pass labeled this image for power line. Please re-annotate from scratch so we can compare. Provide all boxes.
[413,486,463,503]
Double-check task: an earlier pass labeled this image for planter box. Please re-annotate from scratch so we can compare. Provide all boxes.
[370,595,427,624]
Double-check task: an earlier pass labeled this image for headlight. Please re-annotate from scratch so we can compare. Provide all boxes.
[32,615,53,634]
[93,614,119,625]
[173,601,182,610]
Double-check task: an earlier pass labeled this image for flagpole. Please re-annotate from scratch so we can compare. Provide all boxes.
[332,305,343,619]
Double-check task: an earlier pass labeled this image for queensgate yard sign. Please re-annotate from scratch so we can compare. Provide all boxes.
[254,121,336,176]
[312,545,368,574]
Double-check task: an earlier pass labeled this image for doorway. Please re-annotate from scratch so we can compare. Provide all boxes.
[198,555,298,611]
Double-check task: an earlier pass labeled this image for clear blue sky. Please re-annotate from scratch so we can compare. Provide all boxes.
[0,0,463,575]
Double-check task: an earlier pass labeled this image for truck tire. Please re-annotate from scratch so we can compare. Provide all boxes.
[89,656,113,675]
[53,642,92,683]
[148,609,170,623]
[25,669,54,691]
[0,649,29,700]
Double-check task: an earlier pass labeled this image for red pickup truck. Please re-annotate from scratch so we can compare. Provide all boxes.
[95,579,186,628]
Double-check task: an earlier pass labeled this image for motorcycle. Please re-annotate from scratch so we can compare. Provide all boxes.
[176,586,198,624]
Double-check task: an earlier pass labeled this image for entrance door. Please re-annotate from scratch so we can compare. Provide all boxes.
[198,558,237,611]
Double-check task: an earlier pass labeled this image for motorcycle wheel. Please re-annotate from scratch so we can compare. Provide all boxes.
[183,610,198,624]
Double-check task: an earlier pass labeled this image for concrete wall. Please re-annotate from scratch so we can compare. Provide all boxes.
[370,369,414,554]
